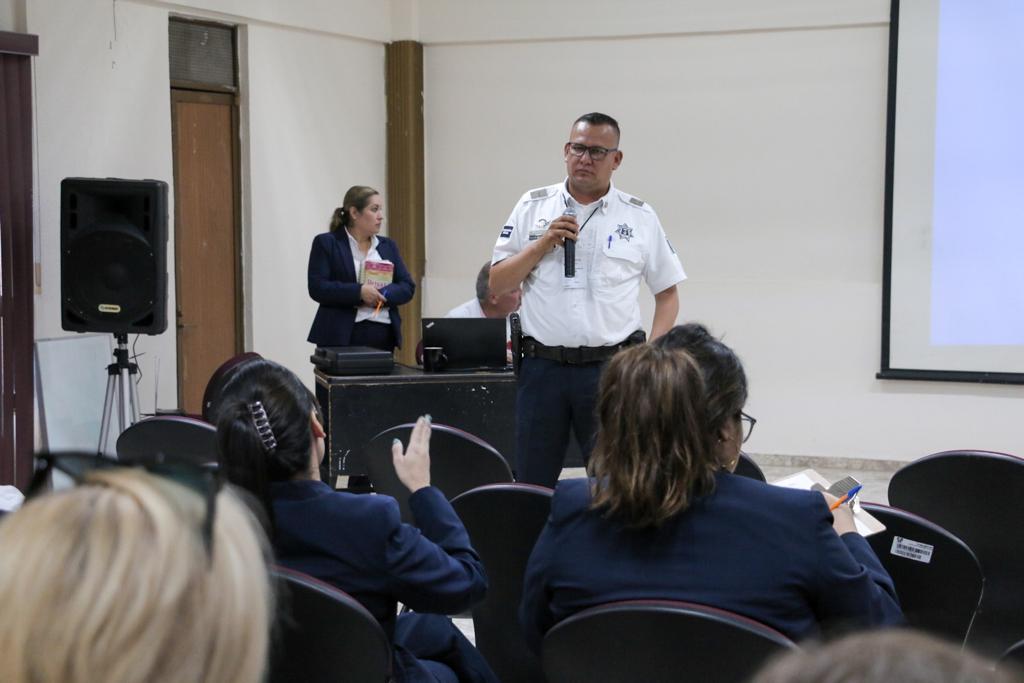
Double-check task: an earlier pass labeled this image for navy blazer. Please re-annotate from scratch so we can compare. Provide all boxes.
[307,231,416,348]
[271,481,488,681]
[520,473,903,652]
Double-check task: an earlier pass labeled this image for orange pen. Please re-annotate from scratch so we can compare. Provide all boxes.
[828,484,863,511]
[373,300,383,317]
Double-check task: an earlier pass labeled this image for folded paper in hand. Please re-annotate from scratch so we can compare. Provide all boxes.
[772,469,886,537]
[361,259,394,289]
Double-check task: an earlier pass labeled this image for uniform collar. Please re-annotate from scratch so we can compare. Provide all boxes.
[344,227,379,252]
[561,178,614,215]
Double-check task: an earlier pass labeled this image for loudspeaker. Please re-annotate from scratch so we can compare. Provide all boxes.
[61,178,169,335]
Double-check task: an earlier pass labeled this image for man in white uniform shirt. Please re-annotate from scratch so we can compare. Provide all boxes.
[445,262,522,326]
[490,112,686,486]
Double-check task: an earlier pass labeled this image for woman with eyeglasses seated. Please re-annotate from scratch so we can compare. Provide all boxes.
[0,465,271,683]
[215,358,497,683]
[520,338,902,652]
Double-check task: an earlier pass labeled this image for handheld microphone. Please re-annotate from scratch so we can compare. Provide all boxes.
[563,204,577,278]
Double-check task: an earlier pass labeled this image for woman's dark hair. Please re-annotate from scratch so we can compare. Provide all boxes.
[329,185,380,232]
[588,344,717,528]
[215,358,322,523]
[654,323,748,439]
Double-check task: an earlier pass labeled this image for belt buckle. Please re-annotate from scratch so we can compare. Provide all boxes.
[563,347,584,365]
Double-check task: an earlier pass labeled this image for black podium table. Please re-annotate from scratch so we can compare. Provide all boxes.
[314,365,517,482]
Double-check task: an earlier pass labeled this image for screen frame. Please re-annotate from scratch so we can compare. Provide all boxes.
[878,0,1024,385]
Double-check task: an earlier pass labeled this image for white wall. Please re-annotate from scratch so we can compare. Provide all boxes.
[421,1,1024,461]
[246,24,386,377]
[25,0,1023,461]
[28,0,388,414]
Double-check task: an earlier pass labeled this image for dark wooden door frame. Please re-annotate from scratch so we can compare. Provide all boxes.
[0,30,39,489]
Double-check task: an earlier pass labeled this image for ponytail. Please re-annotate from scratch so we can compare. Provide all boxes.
[215,358,323,529]
[329,185,380,233]
[328,206,347,232]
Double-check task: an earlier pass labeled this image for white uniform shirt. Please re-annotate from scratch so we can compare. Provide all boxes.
[492,181,685,347]
[346,229,392,325]
[445,297,513,341]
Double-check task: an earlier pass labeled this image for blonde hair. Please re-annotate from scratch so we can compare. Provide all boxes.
[0,468,272,683]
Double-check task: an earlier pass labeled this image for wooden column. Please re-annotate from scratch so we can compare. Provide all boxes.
[385,41,425,367]
[0,31,38,488]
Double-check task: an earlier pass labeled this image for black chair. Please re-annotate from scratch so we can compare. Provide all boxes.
[201,351,263,424]
[363,423,513,523]
[542,599,797,683]
[116,415,217,465]
[888,449,1024,655]
[860,501,983,643]
[734,451,766,482]
[270,566,392,683]
[450,483,553,683]
[1000,639,1024,673]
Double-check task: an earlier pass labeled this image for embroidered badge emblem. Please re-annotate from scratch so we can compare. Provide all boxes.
[615,223,634,242]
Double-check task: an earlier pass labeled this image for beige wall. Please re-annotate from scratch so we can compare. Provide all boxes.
[419,0,1024,462]
[23,0,1023,461]
[28,0,388,413]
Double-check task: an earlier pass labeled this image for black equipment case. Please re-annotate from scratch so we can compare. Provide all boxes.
[311,346,394,376]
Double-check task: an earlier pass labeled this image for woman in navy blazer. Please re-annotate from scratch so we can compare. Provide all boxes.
[520,333,902,652]
[216,359,496,683]
[307,185,416,351]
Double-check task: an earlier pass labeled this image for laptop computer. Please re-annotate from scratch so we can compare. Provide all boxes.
[421,317,508,372]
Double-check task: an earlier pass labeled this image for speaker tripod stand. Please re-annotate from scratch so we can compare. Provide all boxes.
[98,333,141,453]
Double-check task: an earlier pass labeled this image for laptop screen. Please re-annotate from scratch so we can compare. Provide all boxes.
[421,317,508,371]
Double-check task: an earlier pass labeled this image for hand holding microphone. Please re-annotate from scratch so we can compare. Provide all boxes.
[562,205,578,277]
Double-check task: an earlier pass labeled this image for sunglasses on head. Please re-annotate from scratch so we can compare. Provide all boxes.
[27,451,222,560]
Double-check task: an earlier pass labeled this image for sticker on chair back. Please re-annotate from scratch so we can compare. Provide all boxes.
[890,536,934,563]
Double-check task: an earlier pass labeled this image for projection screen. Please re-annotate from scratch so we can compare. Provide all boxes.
[881,0,1024,383]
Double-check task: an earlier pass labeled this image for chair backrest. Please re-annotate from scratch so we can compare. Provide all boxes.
[733,451,766,482]
[115,415,217,465]
[860,501,983,643]
[201,351,263,424]
[363,423,513,523]
[542,599,797,683]
[450,483,553,683]
[270,566,392,683]
[888,449,1024,655]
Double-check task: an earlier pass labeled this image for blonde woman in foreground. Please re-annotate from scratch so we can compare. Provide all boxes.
[0,458,272,683]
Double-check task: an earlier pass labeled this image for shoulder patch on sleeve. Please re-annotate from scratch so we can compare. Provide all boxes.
[500,225,513,239]
[617,191,648,210]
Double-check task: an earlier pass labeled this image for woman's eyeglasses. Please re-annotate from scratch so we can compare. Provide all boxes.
[27,451,222,559]
[739,412,757,443]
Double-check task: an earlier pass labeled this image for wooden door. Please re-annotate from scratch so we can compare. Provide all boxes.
[171,90,240,415]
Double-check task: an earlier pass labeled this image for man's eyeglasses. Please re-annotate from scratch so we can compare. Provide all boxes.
[739,412,757,443]
[566,142,618,161]
[27,451,222,559]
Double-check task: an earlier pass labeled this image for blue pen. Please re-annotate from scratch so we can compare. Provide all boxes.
[607,235,612,249]
[829,484,863,510]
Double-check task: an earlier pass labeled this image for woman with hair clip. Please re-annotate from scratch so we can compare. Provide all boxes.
[307,185,416,351]
[520,338,902,653]
[0,463,272,683]
[216,358,497,683]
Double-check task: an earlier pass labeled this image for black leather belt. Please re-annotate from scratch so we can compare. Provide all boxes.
[522,331,645,365]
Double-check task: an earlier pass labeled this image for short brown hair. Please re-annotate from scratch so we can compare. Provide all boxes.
[587,344,717,528]
[329,185,380,232]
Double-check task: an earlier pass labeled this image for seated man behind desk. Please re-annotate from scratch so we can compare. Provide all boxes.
[445,261,521,361]
[446,262,521,322]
